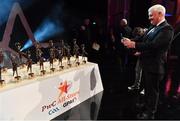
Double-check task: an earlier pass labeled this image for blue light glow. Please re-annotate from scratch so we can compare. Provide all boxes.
[165,13,173,17]
[21,18,64,51]
[21,1,64,51]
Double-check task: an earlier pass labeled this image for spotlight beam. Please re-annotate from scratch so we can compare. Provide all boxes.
[21,19,64,51]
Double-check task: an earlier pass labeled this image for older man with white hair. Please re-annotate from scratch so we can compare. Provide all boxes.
[122,4,174,119]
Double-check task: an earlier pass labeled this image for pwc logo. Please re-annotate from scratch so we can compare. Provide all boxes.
[41,80,72,115]
[41,80,79,116]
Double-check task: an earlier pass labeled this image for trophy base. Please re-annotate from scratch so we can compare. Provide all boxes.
[0,80,5,86]
[50,68,55,72]
[76,62,80,66]
[28,73,34,78]
[2,68,7,73]
[68,64,72,67]
[40,70,46,75]
[14,76,21,81]
[83,60,86,64]
[59,66,64,69]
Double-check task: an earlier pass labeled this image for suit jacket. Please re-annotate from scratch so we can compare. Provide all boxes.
[136,21,174,74]
[171,32,180,56]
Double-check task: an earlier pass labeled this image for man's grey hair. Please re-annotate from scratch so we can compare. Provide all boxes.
[148,4,166,15]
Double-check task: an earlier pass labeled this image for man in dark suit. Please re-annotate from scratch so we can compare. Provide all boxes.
[169,32,180,99]
[115,19,132,70]
[122,4,174,119]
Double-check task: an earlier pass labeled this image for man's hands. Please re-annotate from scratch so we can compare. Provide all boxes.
[121,37,136,48]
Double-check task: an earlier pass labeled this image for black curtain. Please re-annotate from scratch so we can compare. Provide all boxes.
[129,0,151,28]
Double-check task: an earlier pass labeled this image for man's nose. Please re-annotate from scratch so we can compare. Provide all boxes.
[149,17,153,20]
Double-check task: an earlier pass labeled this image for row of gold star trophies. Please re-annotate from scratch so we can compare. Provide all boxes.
[0,39,88,87]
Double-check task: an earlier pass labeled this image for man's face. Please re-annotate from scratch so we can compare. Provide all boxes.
[148,10,160,25]
[120,20,125,27]
[84,19,90,26]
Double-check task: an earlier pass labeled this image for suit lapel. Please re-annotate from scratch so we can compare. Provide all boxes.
[143,21,167,42]
[142,26,154,41]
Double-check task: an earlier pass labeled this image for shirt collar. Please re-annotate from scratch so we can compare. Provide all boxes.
[156,19,165,26]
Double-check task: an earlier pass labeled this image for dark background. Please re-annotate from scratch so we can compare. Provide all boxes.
[0,0,107,56]
[0,0,179,57]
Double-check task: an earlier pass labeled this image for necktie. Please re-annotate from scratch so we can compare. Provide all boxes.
[146,27,156,35]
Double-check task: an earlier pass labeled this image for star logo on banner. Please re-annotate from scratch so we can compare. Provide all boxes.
[58,80,71,97]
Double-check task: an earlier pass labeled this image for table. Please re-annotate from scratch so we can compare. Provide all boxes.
[0,62,103,120]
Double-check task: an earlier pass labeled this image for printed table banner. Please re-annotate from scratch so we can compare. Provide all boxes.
[0,62,103,120]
